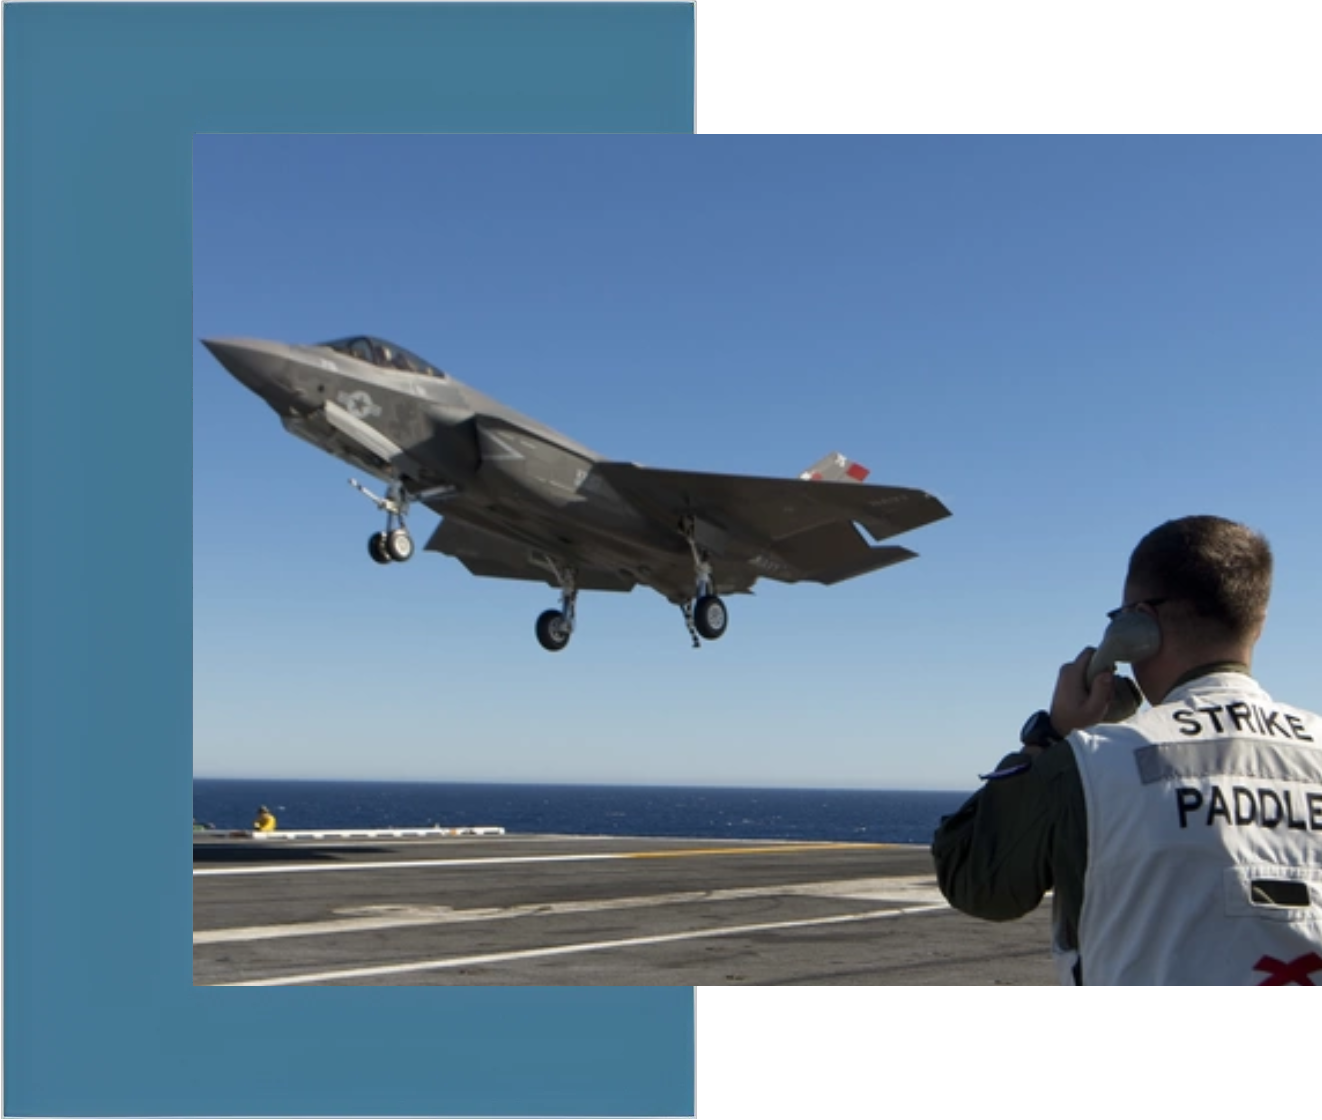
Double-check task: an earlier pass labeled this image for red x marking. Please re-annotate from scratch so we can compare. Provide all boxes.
[1253,952,1322,985]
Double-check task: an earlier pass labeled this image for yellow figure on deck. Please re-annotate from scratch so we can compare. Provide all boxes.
[253,805,277,832]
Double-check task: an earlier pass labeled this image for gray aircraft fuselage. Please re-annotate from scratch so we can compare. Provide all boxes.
[208,337,671,561]
[204,335,950,649]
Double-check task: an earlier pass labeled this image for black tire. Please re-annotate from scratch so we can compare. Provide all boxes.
[386,528,414,562]
[535,609,572,652]
[368,532,392,564]
[694,595,728,640]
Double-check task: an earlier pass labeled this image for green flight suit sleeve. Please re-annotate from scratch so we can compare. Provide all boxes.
[930,742,1088,941]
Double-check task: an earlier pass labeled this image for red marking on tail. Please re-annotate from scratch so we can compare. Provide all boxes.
[846,462,870,481]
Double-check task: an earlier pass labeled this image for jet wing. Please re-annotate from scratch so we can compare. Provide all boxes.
[425,518,636,592]
[591,461,950,585]
[594,462,949,544]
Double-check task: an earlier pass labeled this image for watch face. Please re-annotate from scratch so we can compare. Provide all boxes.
[1020,710,1053,746]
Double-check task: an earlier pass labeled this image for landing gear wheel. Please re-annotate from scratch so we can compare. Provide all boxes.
[385,528,414,562]
[368,532,392,565]
[535,609,573,652]
[694,595,728,641]
[351,479,416,566]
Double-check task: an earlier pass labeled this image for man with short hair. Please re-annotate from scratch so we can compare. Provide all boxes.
[932,515,1322,984]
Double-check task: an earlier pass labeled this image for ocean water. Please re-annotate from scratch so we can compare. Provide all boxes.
[192,779,971,845]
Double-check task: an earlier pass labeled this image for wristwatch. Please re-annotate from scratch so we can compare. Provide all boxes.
[1020,709,1064,750]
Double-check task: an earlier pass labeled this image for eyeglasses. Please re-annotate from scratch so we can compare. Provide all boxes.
[1107,598,1168,622]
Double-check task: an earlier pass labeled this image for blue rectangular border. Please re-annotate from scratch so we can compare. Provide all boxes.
[4,4,694,1116]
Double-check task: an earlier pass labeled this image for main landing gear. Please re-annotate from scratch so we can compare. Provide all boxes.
[527,522,730,654]
[351,478,415,564]
[534,561,578,653]
[678,516,728,649]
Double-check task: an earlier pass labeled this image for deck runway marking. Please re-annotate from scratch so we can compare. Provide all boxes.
[210,902,953,986]
[194,853,619,878]
[625,844,894,858]
[194,876,945,945]
[192,843,897,878]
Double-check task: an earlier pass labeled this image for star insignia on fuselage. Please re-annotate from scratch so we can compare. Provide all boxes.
[339,390,381,420]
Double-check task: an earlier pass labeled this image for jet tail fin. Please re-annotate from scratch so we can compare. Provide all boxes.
[798,451,871,484]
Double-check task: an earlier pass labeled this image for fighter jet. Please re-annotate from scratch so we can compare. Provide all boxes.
[203,335,951,651]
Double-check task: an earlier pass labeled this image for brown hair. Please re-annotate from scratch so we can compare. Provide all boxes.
[1127,516,1272,643]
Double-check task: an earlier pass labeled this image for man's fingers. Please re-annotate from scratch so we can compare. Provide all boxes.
[1052,647,1114,735]
[1058,647,1095,691]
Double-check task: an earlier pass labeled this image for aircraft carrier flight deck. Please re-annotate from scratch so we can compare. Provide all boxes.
[193,831,1054,986]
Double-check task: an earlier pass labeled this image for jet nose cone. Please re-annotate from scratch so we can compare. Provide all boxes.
[201,337,246,363]
[202,337,296,406]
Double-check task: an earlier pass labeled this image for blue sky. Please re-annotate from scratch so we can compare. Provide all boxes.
[194,135,1321,790]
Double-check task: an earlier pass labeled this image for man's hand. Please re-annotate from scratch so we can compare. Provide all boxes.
[1049,647,1115,736]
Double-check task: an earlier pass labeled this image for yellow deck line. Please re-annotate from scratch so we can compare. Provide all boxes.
[626,843,898,858]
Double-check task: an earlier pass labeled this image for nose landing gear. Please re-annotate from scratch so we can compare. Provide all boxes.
[368,528,414,564]
[352,478,414,565]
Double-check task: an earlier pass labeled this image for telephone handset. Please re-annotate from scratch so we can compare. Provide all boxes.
[1087,610,1161,721]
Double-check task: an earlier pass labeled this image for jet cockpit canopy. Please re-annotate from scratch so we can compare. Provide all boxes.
[319,336,446,379]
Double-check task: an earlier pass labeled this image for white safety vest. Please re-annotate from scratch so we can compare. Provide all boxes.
[1059,673,1322,985]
